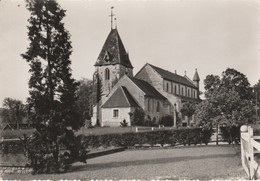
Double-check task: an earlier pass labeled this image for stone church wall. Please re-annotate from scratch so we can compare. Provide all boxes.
[144,97,169,123]
[95,64,133,96]
[135,64,163,90]
[102,107,132,127]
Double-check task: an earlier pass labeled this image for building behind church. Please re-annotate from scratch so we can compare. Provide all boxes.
[92,16,201,127]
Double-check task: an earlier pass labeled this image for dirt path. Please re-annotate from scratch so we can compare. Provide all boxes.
[2,145,246,180]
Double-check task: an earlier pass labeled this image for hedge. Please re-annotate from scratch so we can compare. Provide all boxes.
[0,140,24,154]
[219,126,240,144]
[82,127,213,148]
[0,127,214,156]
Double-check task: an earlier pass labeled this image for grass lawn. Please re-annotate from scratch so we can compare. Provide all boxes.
[2,145,247,180]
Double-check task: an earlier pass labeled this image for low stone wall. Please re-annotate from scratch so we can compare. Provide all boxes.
[0,166,32,174]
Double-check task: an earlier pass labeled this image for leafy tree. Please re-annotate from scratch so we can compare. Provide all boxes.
[221,68,252,100]
[21,0,84,173]
[253,80,260,105]
[196,68,255,129]
[253,79,260,100]
[204,68,252,100]
[1,98,26,129]
[131,108,145,126]
[204,75,221,94]
[195,85,254,144]
[76,78,93,122]
[253,79,260,121]
[180,102,196,125]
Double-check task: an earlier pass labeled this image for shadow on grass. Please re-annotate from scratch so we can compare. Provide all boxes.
[69,153,237,173]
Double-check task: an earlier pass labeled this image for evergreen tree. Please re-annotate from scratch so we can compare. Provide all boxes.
[21,0,85,173]
[93,73,102,126]
[76,78,93,122]
[131,108,145,126]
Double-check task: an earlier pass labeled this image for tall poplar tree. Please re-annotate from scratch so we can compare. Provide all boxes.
[21,0,84,173]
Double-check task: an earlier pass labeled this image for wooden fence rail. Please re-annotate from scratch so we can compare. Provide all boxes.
[0,137,20,142]
[241,125,260,180]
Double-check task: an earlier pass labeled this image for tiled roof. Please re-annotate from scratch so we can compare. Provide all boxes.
[95,29,133,68]
[128,77,166,100]
[102,86,139,108]
[148,64,197,88]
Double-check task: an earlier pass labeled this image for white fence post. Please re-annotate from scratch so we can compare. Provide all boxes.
[135,127,138,132]
[248,126,255,179]
[241,126,246,174]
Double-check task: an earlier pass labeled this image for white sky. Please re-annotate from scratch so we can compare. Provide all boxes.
[0,0,260,104]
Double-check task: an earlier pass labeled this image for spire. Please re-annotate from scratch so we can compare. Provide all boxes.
[193,68,200,81]
[94,29,133,68]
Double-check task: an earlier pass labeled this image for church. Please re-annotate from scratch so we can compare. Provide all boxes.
[92,12,201,127]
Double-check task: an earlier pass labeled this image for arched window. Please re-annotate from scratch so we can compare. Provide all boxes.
[157,101,160,112]
[148,99,150,112]
[105,68,110,80]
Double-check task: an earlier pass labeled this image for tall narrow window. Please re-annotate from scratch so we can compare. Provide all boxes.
[181,87,184,96]
[166,83,169,92]
[105,68,110,80]
[148,99,150,112]
[151,99,154,112]
[175,85,177,94]
[157,101,160,112]
[113,109,119,117]
[188,89,190,97]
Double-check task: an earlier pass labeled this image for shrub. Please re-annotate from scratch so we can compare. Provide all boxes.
[120,119,128,127]
[199,127,213,145]
[220,126,240,144]
[85,119,93,128]
[0,140,23,154]
[160,115,174,127]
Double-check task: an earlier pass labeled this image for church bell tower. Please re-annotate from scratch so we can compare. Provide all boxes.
[94,7,133,96]
[92,7,134,126]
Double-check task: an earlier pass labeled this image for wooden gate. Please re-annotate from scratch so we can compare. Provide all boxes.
[241,126,260,179]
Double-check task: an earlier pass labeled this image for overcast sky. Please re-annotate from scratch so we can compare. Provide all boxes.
[0,0,260,105]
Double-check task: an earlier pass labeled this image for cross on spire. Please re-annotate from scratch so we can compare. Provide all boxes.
[109,7,115,30]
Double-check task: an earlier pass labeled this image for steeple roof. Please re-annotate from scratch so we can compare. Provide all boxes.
[193,69,200,81]
[94,29,133,68]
